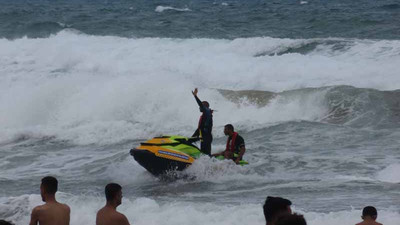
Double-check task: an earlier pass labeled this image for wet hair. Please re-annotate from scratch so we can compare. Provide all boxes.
[224,124,234,132]
[276,214,307,225]
[41,176,58,194]
[202,101,210,108]
[0,220,15,225]
[362,206,378,218]
[263,196,292,222]
[105,183,122,201]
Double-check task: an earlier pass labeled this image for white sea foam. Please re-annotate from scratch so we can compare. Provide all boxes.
[1,194,399,225]
[376,164,400,183]
[155,6,191,13]
[1,31,400,145]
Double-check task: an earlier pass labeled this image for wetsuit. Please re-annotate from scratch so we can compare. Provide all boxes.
[226,133,245,160]
[192,95,213,156]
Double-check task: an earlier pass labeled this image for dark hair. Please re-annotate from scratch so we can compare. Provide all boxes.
[263,196,292,222]
[202,101,210,108]
[105,183,122,201]
[0,220,15,225]
[276,214,307,225]
[41,176,58,194]
[362,206,377,217]
[224,124,234,132]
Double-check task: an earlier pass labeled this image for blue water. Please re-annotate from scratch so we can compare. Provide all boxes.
[1,0,400,39]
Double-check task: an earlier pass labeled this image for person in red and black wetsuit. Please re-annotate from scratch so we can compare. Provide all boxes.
[192,88,213,156]
[213,124,246,164]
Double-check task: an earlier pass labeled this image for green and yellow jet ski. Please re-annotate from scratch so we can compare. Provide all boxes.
[130,135,248,176]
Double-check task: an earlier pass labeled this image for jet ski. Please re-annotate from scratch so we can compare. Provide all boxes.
[130,135,248,176]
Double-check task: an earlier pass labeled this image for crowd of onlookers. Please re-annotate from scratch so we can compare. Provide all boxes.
[0,176,384,225]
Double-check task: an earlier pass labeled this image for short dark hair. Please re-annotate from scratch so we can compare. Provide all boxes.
[225,124,234,131]
[362,206,377,217]
[202,101,210,108]
[0,220,15,225]
[105,183,122,201]
[276,214,307,225]
[263,196,292,222]
[41,176,58,194]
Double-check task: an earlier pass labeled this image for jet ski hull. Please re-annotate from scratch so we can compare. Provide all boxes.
[130,148,191,176]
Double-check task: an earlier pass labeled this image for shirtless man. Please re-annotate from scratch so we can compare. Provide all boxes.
[29,176,70,225]
[263,196,292,225]
[96,183,130,225]
[356,206,383,225]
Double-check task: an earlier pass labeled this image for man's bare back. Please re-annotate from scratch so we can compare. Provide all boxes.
[356,220,383,225]
[30,201,70,225]
[96,206,130,225]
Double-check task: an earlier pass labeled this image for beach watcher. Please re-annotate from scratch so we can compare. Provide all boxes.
[0,220,14,225]
[29,176,70,225]
[275,214,307,225]
[96,183,130,225]
[191,88,213,156]
[212,124,246,164]
[356,206,383,225]
[263,196,292,225]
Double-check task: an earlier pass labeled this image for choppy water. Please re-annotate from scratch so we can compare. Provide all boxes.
[1,1,400,225]
[1,0,400,39]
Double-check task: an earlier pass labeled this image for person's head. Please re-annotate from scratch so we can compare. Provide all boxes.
[0,220,14,225]
[199,101,210,112]
[362,206,378,221]
[263,196,292,225]
[40,176,58,201]
[275,214,306,225]
[224,124,234,136]
[105,183,122,206]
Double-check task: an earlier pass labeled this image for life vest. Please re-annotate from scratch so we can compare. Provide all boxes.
[198,114,203,129]
[226,132,238,152]
[198,109,213,130]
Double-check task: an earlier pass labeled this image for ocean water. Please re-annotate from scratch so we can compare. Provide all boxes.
[1,0,400,225]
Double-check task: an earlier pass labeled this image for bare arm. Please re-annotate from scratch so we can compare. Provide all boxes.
[29,207,39,225]
[235,146,246,164]
[212,151,224,157]
[66,205,71,225]
[119,214,130,225]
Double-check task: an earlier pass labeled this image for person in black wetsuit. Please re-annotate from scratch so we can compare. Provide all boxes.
[212,124,246,164]
[192,88,213,156]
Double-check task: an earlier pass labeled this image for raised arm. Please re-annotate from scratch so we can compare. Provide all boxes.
[192,88,206,111]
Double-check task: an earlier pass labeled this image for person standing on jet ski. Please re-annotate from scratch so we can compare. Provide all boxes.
[192,88,213,156]
[212,124,246,164]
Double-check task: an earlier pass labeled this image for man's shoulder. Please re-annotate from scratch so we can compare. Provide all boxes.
[236,134,245,143]
[355,222,382,225]
[32,204,45,213]
[96,206,109,216]
[115,211,128,219]
[97,207,128,220]
[36,202,70,213]
[51,202,70,211]
[115,211,130,224]
[60,203,70,212]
